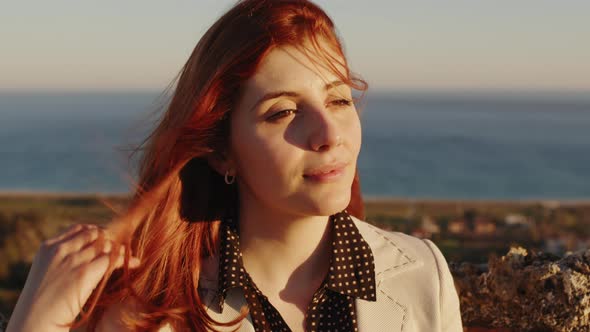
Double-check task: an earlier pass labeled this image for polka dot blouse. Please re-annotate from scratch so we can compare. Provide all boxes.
[216,209,377,332]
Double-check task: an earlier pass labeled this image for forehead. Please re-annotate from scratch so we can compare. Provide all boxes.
[243,43,348,96]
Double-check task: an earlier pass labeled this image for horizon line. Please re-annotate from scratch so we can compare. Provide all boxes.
[0,190,589,205]
[1,87,590,95]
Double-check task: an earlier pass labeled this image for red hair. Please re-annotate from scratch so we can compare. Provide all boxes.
[70,0,368,330]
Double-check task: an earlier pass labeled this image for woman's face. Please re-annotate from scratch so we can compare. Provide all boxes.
[226,42,362,217]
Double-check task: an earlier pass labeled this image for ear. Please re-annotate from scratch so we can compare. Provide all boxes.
[206,150,234,177]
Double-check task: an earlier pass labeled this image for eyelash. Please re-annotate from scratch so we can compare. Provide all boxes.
[267,99,353,122]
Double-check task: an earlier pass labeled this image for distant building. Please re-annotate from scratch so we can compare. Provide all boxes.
[541,200,561,209]
[448,219,466,234]
[421,215,440,235]
[505,214,531,227]
[474,217,496,236]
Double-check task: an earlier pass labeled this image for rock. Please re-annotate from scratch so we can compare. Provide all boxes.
[450,246,590,331]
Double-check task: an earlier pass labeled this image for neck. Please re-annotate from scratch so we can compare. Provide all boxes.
[236,199,335,292]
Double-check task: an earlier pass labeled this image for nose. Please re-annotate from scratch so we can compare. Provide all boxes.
[308,105,343,152]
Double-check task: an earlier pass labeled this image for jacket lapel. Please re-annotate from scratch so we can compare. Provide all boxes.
[197,216,424,332]
[351,216,424,331]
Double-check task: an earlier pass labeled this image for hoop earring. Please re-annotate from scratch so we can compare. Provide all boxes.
[224,169,236,184]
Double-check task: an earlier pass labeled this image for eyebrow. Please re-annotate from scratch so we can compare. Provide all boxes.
[249,80,348,112]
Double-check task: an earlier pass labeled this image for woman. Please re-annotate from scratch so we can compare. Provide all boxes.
[7,0,463,331]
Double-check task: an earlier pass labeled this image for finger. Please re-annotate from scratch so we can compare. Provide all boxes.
[43,223,85,246]
[48,224,101,247]
[72,248,141,305]
[87,244,140,266]
[79,229,114,253]
[80,247,141,280]
[110,245,141,269]
[65,238,115,267]
[71,253,112,309]
[52,226,110,258]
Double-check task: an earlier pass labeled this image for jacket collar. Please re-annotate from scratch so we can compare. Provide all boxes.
[197,214,424,294]
[197,215,425,331]
[216,210,377,306]
[348,215,424,285]
[347,215,425,332]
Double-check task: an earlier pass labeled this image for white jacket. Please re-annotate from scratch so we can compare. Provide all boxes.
[195,215,464,331]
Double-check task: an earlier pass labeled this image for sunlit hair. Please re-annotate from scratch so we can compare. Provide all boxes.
[68,0,368,330]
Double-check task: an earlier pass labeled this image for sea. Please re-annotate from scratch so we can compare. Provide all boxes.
[1,90,589,200]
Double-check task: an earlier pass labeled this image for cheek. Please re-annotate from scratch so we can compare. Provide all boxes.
[231,126,298,183]
[347,111,363,156]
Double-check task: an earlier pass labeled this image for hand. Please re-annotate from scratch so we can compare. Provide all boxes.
[6,223,140,332]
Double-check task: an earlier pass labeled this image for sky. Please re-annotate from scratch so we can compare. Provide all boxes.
[1,0,589,92]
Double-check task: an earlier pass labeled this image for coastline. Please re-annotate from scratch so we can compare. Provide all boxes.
[362,195,590,206]
[1,190,589,205]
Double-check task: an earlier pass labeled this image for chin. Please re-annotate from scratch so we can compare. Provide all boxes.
[302,192,352,216]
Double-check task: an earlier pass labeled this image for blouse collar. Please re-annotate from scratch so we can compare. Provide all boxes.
[215,209,377,311]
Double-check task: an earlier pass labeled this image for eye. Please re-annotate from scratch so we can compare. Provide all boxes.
[329,98,353,107]
[267,109,298,122]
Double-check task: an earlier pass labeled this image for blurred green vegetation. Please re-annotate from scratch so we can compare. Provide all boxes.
[0,194,128,319]
[364,199,590,263]
[1,194,589,321]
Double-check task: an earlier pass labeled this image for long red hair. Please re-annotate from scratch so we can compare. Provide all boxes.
[71,0,368,330]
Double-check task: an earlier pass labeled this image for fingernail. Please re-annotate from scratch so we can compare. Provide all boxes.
[103,240,112,253]
[130,257,141,267]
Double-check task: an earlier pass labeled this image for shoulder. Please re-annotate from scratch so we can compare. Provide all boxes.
[350,215,463,330]
[349,214,444,270]
[350,214,454,286]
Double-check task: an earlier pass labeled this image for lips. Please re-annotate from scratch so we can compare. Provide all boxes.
[303,161,349,177]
